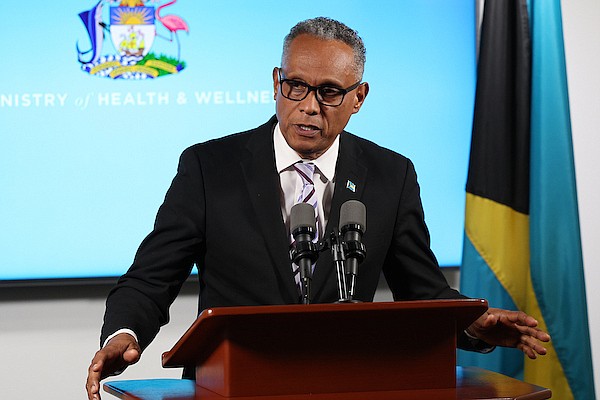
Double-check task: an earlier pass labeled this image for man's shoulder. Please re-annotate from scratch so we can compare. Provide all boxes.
[342,131,410,166]
[184,117,276,157]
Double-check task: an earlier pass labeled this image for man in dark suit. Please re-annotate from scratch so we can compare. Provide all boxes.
[86,17,550,400]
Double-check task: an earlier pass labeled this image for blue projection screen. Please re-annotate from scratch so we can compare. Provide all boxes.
[0,1,475,282]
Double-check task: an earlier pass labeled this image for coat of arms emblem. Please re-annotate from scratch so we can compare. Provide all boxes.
[77,0,189,79]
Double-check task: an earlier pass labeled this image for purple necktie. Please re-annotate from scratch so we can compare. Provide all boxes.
[291,162,319,288]
[294,162,319,230]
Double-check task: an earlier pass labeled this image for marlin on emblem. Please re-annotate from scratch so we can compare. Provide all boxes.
[76,0,108,64]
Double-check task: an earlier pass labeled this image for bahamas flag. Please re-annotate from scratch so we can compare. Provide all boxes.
[457,1,595,399]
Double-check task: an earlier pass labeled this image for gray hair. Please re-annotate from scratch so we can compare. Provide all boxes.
[282,17,367,79]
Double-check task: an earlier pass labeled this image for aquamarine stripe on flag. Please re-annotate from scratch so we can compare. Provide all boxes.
[457,235,523,379]
[529,1,595,399]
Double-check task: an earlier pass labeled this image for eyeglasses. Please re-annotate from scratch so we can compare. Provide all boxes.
[277,68,362,107]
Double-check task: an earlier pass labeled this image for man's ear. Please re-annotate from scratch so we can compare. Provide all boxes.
[352,82,369,114]
[272,67,280,100]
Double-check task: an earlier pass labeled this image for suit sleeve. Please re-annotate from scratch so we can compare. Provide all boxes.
[381,159,496,352]
[381,158,463,301]
[101,146,206,350]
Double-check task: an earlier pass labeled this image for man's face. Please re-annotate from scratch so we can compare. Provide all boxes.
[273,34,369,160]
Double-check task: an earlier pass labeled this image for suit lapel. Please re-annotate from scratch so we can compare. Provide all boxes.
[312,133,368,301]
[240,119,299,302]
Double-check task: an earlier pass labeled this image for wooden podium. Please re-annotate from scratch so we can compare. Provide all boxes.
[104,300,552,399]
[161,300,485,396]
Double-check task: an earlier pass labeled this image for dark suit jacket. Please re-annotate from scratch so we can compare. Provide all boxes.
[101,116,462,349]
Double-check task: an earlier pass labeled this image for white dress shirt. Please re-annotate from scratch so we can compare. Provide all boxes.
[273,123,338,240]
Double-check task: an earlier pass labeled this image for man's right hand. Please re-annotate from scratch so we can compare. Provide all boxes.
[86,333,141,400]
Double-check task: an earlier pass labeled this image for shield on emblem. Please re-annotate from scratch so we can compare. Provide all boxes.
[110,6,155,57]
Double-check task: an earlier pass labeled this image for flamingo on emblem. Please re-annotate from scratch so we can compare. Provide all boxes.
[155,0,189,61]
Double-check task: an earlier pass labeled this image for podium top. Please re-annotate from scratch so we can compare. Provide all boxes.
[162,299,487,368]
[104,367,552,400]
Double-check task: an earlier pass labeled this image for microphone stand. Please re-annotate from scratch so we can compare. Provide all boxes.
[319,228,367,303]
[330,232,349,302]
[300,276,311,305]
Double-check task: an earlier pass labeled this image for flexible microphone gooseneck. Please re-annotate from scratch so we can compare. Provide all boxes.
[290,203,319,304]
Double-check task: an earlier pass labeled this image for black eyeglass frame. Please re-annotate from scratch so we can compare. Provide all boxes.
[277,68,362,107]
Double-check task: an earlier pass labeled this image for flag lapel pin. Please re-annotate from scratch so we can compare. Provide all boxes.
[346,180,356,192]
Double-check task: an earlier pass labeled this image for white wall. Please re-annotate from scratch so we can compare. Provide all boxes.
[562,0,600,396]
[0,1,598,398]
[0,283,198,399]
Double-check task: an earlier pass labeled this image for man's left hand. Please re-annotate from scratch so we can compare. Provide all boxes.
[467,308,551,359]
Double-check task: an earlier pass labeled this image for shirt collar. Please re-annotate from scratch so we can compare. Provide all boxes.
[273,123,339,182]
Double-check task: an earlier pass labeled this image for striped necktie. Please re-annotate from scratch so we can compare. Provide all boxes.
[291,162,319,289]
[294,161,319,235]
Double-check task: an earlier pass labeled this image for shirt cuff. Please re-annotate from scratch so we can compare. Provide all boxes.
[103,328,139,348]
[463,329,495,354]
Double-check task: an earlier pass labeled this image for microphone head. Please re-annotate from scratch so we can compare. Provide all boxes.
[339,200,366,233]
[290,202,316,233]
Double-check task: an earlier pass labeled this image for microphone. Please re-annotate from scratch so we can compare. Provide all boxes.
[339,200,367,300]
[290,203,318,304]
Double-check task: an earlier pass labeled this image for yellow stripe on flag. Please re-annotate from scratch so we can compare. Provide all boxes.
[464,193,572,399]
